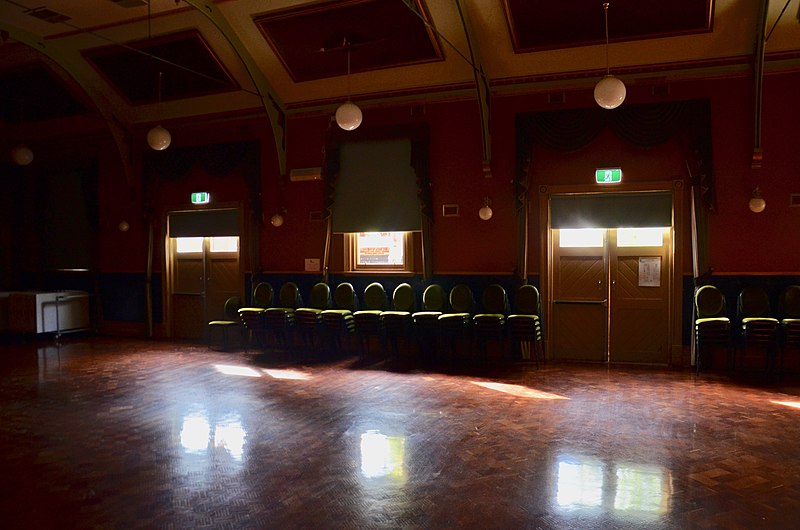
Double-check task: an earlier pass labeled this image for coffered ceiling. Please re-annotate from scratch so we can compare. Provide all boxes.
[0,0,798,130]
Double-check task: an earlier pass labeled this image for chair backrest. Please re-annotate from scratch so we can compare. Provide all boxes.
[362,282,387,311]
[333,282,358,311]
[449,284,474,313]
[421,284,448,312]
[481,284,508,314]
[738,287,771,319]
[514,284,540,315]
[223,296,241,319]
[278,282,303,309]
[392,283,416,312]
[308,282,331,310]
[695,285,727,319]
[780,285,800,319]
[252,282,273,308]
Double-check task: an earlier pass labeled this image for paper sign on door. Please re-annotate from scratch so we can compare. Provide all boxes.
[639,257,661,287]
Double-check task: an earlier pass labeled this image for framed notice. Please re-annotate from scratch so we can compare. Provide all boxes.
[639,257,661,287]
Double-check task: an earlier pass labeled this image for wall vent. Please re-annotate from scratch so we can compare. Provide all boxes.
[289,167,322,182]
[108,0,149,7]
[27,7,71,24]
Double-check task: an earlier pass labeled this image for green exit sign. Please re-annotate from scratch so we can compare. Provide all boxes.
[191,192,210,204]
[595,168,622,184]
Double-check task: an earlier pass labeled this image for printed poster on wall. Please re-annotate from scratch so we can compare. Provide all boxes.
[639,257,661,287]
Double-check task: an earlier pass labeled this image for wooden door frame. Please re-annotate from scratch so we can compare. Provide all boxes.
[538,180,685,366]
[163,202,245,339]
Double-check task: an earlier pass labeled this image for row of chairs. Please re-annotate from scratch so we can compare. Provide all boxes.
[694,284,800,374]
[211,281,544,365]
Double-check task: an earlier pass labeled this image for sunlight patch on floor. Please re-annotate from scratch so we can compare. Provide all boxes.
[470,381,568,400]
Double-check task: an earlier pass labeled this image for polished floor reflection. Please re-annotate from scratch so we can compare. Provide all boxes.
[2,337,800,529]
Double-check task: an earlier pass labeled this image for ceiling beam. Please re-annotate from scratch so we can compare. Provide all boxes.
[454,0,492,178]
[183,0,287,175]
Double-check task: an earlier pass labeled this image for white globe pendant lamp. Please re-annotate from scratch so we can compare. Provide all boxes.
[147,125,171,151]
[336,101,362,131]
[594,2,626,110]
[335,39,362,131]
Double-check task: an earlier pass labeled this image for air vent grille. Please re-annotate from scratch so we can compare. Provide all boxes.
[27,7,71,24]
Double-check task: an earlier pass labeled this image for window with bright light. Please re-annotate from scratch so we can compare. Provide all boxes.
[559,228,604,248]
[617,228,666,247]
[346,232,412,272]
[210,236,239,253]
[176,237,203,254]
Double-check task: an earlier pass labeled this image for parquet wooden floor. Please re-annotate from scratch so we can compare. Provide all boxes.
[2,336,800,529]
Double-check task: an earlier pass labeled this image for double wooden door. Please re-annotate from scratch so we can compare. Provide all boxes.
[550,227,672,364]
[168,235,241,340]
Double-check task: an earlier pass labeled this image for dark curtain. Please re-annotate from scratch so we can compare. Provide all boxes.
[514,99,716,279]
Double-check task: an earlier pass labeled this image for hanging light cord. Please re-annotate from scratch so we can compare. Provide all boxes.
[345,39,352,101]
[603,2,611,75]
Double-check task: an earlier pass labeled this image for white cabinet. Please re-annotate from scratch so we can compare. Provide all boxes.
[7,291,90,334]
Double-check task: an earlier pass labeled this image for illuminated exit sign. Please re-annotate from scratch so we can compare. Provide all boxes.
[191,192,210,204]
[595,168,622,184]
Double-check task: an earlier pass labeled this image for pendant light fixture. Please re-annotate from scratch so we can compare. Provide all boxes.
[147,71,171,151]
[335,39,362,131]
[145,1,170,150]
[594,2,626,110]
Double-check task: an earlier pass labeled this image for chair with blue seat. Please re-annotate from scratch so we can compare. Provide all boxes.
[321,282,358,355]
[694,285,731,374]
[381,283,417,360]
[737,287,779,372]
[264,282,303,353]
[295,282,331,356]
[354,282,388,358]
[779,285,800,372]
[473,284,509,362]
[208,296,242,351]
[438,284,475,360]
[412,284,448,363]
[507,284,544,365]
[238,282,273,352]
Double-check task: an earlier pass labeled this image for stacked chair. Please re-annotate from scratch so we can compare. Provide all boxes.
[295,282,332,358]
[207,296,242,351]
[264,282,303,353]
[438,284,475,361]
[321,282,358,355]
[507,284,544,365]
[238,282,274,352]
[693,285,731,374]
[353,282,388,359]
[473,284,509,362]
[381,283,417,361]
[737,287,779,372]
[412,284,448,363]
[779,285,800,372]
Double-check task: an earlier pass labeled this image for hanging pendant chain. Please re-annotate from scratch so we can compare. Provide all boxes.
[603,2,611,75]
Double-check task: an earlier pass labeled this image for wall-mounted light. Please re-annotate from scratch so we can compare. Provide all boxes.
[479,196,493,221]
[749,186,766,213]
[118,220,130,232]
[270,211,285,227]
[594,2,626,110]
[11,144,34,166]
[335,39,362,131]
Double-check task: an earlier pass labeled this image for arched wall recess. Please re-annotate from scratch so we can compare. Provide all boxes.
[0,22,133,187]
